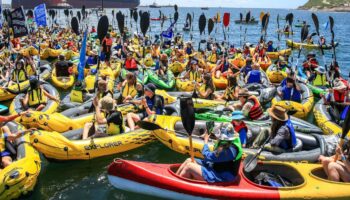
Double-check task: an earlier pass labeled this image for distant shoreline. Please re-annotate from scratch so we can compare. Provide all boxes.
[298,6,350,12]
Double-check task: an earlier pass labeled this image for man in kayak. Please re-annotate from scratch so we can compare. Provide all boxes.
[176,122,242,183]
[278,77,302,103]
[319,143,350,182]
[252,105,297,153]
[310,67,327,87]
[302,52,319,79]
[233,88,265,120]
[126,83,164,131]
[245,63,262,84]
[240,57,253,78]
[22,76,59,111]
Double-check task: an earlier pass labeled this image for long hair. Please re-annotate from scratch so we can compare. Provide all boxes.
[204,73,214,91]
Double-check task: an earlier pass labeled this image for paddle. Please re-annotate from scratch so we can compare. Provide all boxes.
[208,18,214,36]
[77,11,81,22]
[260,12,265,22]
[71,17,80,35]
[294,23,309,72]
[261,13,268,40]
[117,11,125,37]
[329,16,336,61]
[133,9,138,32]
[244,135,271,173]
[244,11,250,44]
[334,107,350,161]
[286,13,294,62]
[312,13,331,86]
[239,13,243,46]
[180,96,196,162]
[198,13,206,51]
[140,11,150,59]
[223,13,230,42]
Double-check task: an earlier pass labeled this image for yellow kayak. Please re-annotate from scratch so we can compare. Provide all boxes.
[286,39,338,50]
[0,122,41,200]
[51,68,75,90]
[272,83,314,119]
[168,61,188,74]
[266,49,292,60]
[266,64,287,84]
[20,46,39,57]
[229,55,246,68]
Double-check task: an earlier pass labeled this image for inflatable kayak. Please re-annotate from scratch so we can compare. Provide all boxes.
[9,83,59,115]
[59,92,94,111]
[229,55,246,68]
[0,122,41,200]
[0,64,51,101]
[51,68,75,90]
[29,128,156,161]
[253,56,272,71]
[266,49,291,60]
[212,72,227,90]
[108,158,350,199]
[148,115,334,162]
[286,39,338,50]
[147,70,175,90]
[272,83,314,119]
[297,66,327,98]
[266,64,287,84]
[168,61,188,74]
[121,68,149,85]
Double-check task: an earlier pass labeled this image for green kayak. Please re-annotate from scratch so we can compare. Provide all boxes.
[121,68,149,84]
[307,83,327,98]
[147,70,175,90]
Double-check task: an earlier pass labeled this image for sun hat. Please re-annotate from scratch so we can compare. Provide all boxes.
[213,123,235,141]
[238,88,250,97]
[268,105,288,122]
[333,78,347,90]
[315,67,326,74]
[231,111,245,120]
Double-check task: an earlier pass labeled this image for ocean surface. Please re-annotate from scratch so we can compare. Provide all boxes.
[24,7,350,200]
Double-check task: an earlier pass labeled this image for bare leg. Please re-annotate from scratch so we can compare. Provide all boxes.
[215,70,221,79]
[1,156,12,168]
[127,113,141,131]
[319,155,332,177]
[176,158,192,175]
[36,104,45,111]
[179,162,204,181]
[82,122,93,140]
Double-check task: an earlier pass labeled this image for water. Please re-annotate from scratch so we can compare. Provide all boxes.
[24,7,350,199]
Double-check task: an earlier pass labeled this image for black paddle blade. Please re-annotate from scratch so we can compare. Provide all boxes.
[342,106,350,139]
[140,11,150,37]
[133,9,138,22]
[70,10,73,17]
[240,13,243,22]
[71,17,80,35]
[261,14,268,33]
[301,24,309,42]
[174,4,178,12]
[64,9,69,17]
[97,15,109,42]
[139,10,143,18]
[77,11,81,22]
[180,97,195,135]
[311,13,320,35]
[174,11,179,23]
[26,10,33,18]
[130,9,134,19]
[117,11,125,35]
[208,18,214,35]
[186,13,191,24]
[199,13,206,35]
[329,16,334,32]
[285,13,293,27]
[245,11,251,23]
[82,5,86,18]
[137,121,162,131]
[277,14,280,29]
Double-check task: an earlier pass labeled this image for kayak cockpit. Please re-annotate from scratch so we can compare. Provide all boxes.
[311,168,350,184]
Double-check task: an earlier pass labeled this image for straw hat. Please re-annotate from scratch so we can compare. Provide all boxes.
[238,88,250,97]
[268,105,288,122]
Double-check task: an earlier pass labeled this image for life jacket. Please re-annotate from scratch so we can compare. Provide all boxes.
[28,88,47,107]
[185,47,192,55]
[70,88,84,103]
[313,74,327,86]
[303,59,318,69]
[0,129,6,153]
[103,38,113,46]
[231,120,248,145]
[189,71,200,82]
[199,84,215,100]
[282,86,301,103]
[224,86,236,101]
[220,61,229,73]
[208,53,217,63]
[125,58,138,70]
[247,70,261,84]
[241,65,252,77]
[144,95,164,116]
[333,89,346,103]
[267,45,274,52]
[247,96,264,120]
[122,83,137,99]
[212,137,243,176]
[105,111,125,135]
[25,64,35,76]
[12,69,28,82]
[278,119,297,150]
[243,49,250,57]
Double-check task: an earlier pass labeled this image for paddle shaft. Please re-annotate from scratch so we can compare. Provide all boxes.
[189,135,195,162]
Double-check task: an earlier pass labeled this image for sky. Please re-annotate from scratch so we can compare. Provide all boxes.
[1,0,309,9]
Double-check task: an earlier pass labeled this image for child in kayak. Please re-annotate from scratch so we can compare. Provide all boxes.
[176,122,243,183]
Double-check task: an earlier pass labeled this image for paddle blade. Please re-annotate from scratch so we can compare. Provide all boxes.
[133,9,138,22]
[97,15,109,42]
[26,10,33,18]
[117,11,125,35]
[208,18,214,35]
[261,14,268,32]
[301,24,309,42]
[130,9,133,19]
[82,5,86,18]
[64,9,69,17]
[71,17,79,35]
[223,13,230,27]
[77,11,81,22]
[243,154,257,173]
[329,16,334,32]
[277,14,280,29]
[286,13,293,27]
[174,11,179,23]
[140,11,150,36]
[199,13,206,35]
[311,13,320,35]
[137,121,162,131]
[174,4,178,12]
[180,97,195,135]
[245,11,250,23]
[260,12,264,22]
[240,13,243,22]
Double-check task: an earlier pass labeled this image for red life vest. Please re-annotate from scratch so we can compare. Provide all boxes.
[247,96,264,120]
[103,38,113,46]
[303,59,318,69]
[333,90,346,102]
[125,58,137,70]
[231,120,248,133]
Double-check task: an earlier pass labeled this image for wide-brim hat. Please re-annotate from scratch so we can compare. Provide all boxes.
[213,123,235,141]
[144,83,156,93]
[268,105,288,122]
[238,88,250,97]
[232,111,245,120]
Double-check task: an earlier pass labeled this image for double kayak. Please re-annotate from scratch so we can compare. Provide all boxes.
[286,39,338,50]
[51,68,75,90]
[266,64,287,84]
[108,158,350,199]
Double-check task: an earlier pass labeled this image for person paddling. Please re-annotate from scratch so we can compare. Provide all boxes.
[233,88,265,120]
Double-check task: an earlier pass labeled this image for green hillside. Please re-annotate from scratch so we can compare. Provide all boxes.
[300,0,350,9]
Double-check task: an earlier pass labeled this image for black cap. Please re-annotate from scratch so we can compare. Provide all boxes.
[144,83,156,93]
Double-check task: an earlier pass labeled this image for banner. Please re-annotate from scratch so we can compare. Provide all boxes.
[34,3,47,27]
[161,22,175,39]
[10,7,28,38]
[78,30,88,81]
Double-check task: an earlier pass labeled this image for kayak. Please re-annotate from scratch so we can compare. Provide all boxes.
[211,72,227,90]
[229,55,246,68]
[295,24,310,28]
[168,61,188,74]
[29,128,156,161]
[51,68,75,90]
[253,56,272,71]
[297,66,328,98]
[85,66,116,92]
[266,64,287,84]
[234,20,259,24]
[148,115,333,162]
[147,70,176,90]
[314,99,349,136]
[0,64,51,101]
[20,46,39,57]
[40,48,63,60]
[266,49,291,60]
[108,158,350,199]
[10,83,59,115]
[0,122,41,200]
[59,92,94,111]
[272,83,314,119]
[195,110,323,134]
[286,39,338,50]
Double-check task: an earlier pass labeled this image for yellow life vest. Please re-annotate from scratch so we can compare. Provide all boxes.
[26,64,35,76]
[28,88,47,107]
[70,89,84,103]
[313,74,327,86]
[208,53,217,63]
[0,129,5,153]
[224,86,236,100]
[189,71,200,82]
[105,111,124,135]
[122,83,137,99]
[12,69,27,82]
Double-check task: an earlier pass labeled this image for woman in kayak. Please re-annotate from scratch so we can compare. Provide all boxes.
[176,122,243,183]
[319,142,350,182]
[216,75,240,102]
[195,73,215,100]
[119,72,138,103]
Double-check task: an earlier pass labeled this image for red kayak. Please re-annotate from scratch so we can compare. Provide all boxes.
[108,159,282,199]
[151,18,161,21]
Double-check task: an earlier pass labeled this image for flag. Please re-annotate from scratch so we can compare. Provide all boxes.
[78,30,88,81]
[10,7,28,38]
[161,22,175,38]
[323,21,329,31]
[34,3,47,27]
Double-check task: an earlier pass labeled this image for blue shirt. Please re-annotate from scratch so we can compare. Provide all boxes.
[281,86,301,102]
[247,70,261,84]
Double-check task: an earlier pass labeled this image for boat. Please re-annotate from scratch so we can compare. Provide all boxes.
[12,0,140,9]
[201,7,209,10]
[51,68,75,90]
[149,2,161,8]
[286,39,338,50]
[0,122,41,200]
[108,159,350,199]
[147,115,333,162]
[147,70,176,90]
[234,20,259,25]
[266,64,287,84]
